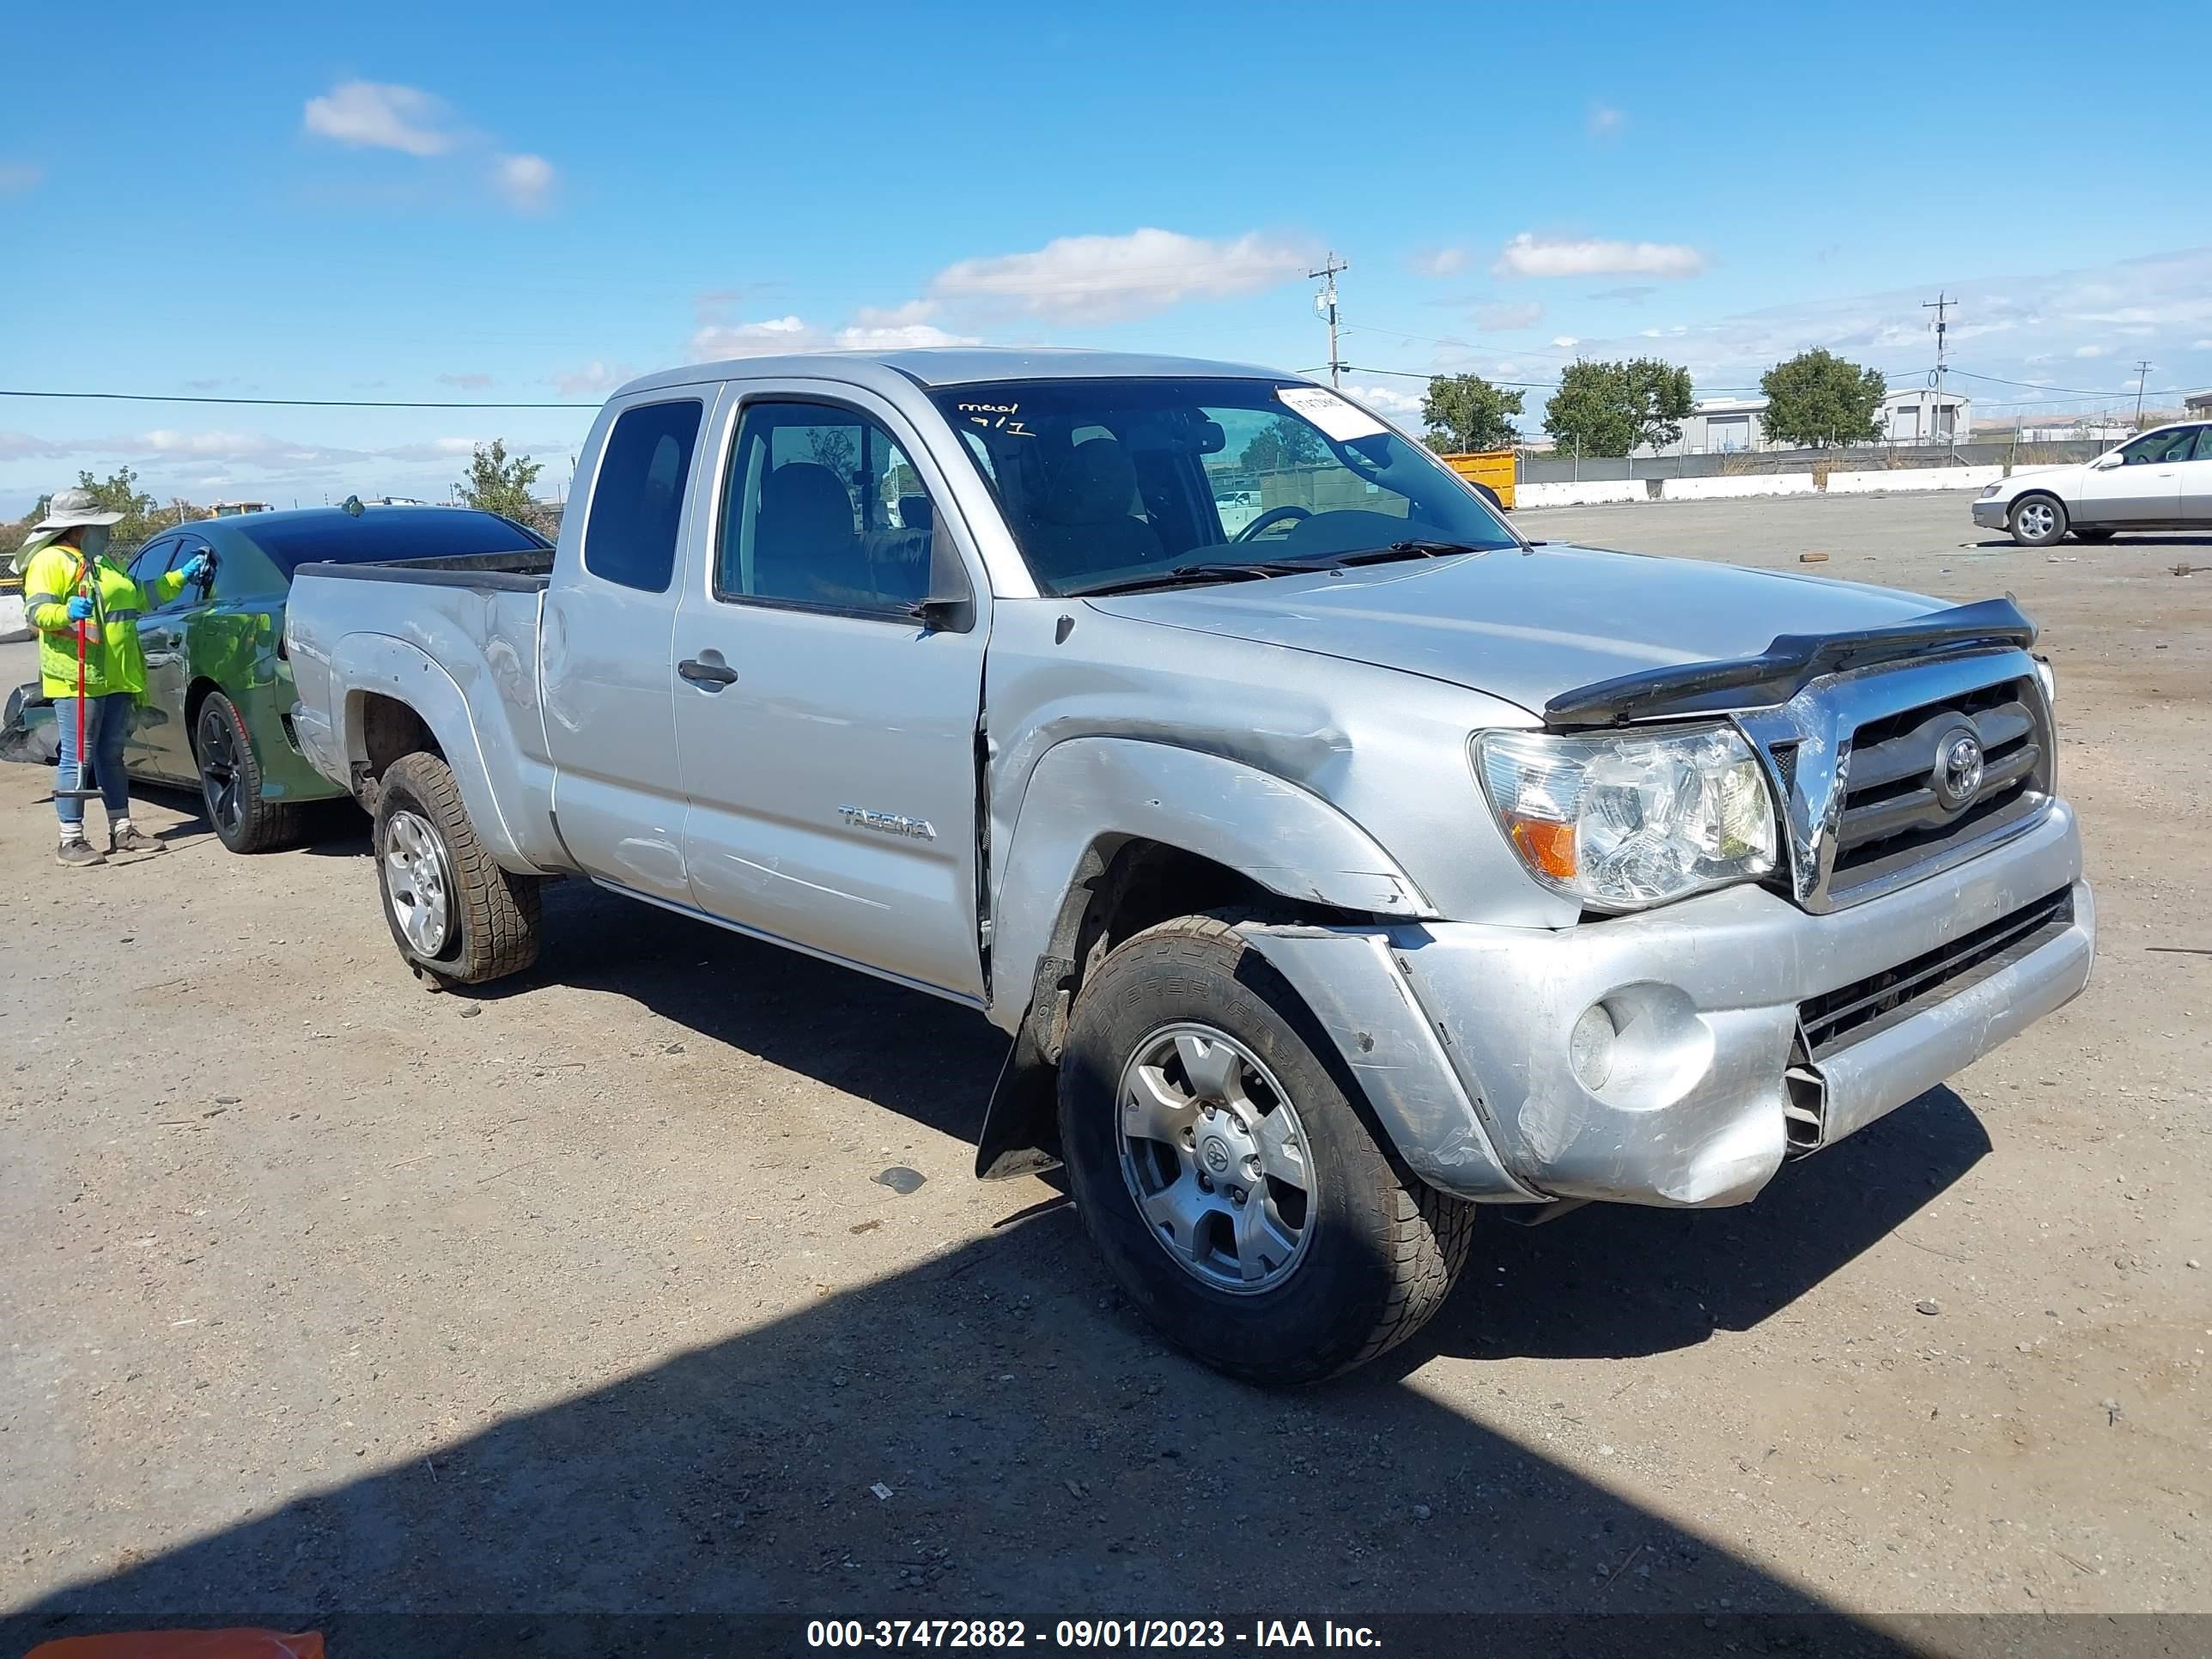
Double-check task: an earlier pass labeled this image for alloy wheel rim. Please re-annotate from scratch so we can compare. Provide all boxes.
[2021,502,2054,538]
[1115,1022,1316,1294]
[383,810,452,957]
[198,706,245,836]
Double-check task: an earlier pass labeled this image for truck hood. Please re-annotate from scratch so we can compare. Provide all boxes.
[1084,544,1940,716]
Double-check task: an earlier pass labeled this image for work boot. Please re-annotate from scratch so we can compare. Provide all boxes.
[57,839,106,868]
[109,824,165,854]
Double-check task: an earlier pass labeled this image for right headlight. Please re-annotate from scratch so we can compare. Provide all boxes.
[1474,724,1779,912]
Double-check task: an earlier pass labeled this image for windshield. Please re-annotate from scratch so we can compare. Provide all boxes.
[927,377,1520,596]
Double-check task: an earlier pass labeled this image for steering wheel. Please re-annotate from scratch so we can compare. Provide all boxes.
[1231,504,1311,544]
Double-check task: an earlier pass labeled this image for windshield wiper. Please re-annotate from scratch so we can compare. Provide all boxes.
[1072,561,1318,597]
[1327,538,1492,566]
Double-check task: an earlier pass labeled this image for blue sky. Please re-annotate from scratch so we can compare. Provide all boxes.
[3,0,2208,513]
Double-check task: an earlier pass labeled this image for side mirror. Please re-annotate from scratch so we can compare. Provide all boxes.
[902,544,975,634]
[2093,453,2124,470]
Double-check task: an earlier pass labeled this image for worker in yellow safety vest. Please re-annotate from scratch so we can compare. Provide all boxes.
[19,488,209,866]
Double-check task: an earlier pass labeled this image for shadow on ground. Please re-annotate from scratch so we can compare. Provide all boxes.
[4,873,1996,1652]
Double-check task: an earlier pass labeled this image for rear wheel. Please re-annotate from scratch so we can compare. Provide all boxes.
[1058,914,1474,1382]
[2008,494,2067,546]
[374,750,541,987]
[195,691,307,854]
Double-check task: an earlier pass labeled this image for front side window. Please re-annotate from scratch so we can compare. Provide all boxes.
[927,378,1518,596]
[584,400,703,592]
[717,401,939,617]
[2118,427,2197,465]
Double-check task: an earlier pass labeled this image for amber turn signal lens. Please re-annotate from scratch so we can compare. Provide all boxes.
[1508,817,1577,880]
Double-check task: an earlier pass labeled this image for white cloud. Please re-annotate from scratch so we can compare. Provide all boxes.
[929,228,1312,324]
[1587,105,1625,141]
[689,310,980,361]
[1495,233,1706,280]
[1474,301,1542,331]
[1552,335,1579,349]
[1343,383,1425,420]
[303,81,455,156]
[1409,246,1468,279]
[835,322,980,350]
[0,161,41,194]
[690,317,824,359]
[550,360,639,394]
[491,152,556,211]
[437,372,493,390]
[2072,344,2108,358]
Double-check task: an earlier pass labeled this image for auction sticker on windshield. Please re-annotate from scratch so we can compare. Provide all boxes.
[1275,386,1385,441]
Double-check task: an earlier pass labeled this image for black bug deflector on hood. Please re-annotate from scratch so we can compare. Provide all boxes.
[1541,597,2039,728]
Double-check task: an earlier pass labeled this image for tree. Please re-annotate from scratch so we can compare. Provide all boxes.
[1420,373,1524,453]
[1759,349,1887,448]
[1239,416,1325,473]
[456,440,544,524]
[1542,358,1695,458]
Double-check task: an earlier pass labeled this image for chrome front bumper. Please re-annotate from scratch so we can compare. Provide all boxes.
[1240,800,2092,1208]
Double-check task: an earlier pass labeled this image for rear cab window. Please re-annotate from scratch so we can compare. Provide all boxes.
[583,400,706,592]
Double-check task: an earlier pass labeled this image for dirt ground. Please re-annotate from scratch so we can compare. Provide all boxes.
[2,492,2206,1646]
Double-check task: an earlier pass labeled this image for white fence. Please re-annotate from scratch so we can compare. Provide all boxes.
[1517,463,2008,509]
[1658,473,1816,501]
[1823,465,2004,495]
[1515,479,1646,508]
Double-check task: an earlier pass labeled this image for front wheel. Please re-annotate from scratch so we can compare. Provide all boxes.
[1058,914,1474,1382]
[195,691,307,854]
[2008,495,2067,546]
[374,750,542,987]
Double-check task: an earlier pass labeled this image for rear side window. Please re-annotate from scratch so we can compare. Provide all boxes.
[584,400,704,592]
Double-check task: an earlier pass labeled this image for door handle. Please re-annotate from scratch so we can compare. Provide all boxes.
[678,656,739,690]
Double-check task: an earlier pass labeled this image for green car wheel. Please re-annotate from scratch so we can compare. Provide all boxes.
[195,691,307,854]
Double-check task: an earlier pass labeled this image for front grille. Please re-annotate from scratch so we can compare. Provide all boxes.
[1798,886,2074,1060]
[1826,678,2047,902]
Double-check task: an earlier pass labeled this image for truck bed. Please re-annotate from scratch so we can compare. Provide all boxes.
[291,548,555,592]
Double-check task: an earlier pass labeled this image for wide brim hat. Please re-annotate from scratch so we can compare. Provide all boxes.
[33,487,125,531]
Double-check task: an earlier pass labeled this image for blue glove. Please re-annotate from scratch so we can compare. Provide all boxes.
[67,595,94,622]
[178,554,210,584]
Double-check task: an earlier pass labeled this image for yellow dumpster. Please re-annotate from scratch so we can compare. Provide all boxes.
[1437,448,1516,511]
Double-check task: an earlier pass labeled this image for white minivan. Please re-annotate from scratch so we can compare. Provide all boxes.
[1974,422,2212,545]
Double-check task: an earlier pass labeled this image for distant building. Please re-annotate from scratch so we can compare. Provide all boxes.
[209,499,271,516]
[1638,387,1974,456]
[2186,391,2212,419]
[1879,386,1972,446]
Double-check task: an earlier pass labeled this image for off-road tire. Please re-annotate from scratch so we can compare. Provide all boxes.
[194,690,307,854]
[1058,913,1474,1382]
[2008,494,2068,547]
[374,750,541,987]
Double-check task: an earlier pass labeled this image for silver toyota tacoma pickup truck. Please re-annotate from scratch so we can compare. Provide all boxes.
[285,349,2094,1382]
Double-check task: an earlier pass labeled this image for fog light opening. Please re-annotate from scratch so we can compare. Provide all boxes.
[1569,1002,1618,1091]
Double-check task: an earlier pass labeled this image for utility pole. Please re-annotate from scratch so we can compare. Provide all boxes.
[2132,360,2154,431]
[1922,291,1954,452]
[1310,252,1348,387]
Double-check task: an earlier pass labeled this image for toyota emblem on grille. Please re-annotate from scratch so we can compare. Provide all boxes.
[1933,729,1984,811]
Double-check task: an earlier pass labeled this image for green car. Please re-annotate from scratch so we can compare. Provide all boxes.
[1,506,550,852]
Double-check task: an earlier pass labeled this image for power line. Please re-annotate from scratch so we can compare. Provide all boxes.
[0,388,598,410]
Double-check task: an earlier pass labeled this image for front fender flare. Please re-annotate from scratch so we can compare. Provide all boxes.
[987,737,1434,1031]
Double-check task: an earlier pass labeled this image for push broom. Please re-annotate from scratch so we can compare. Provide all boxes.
[53,554,103,804]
